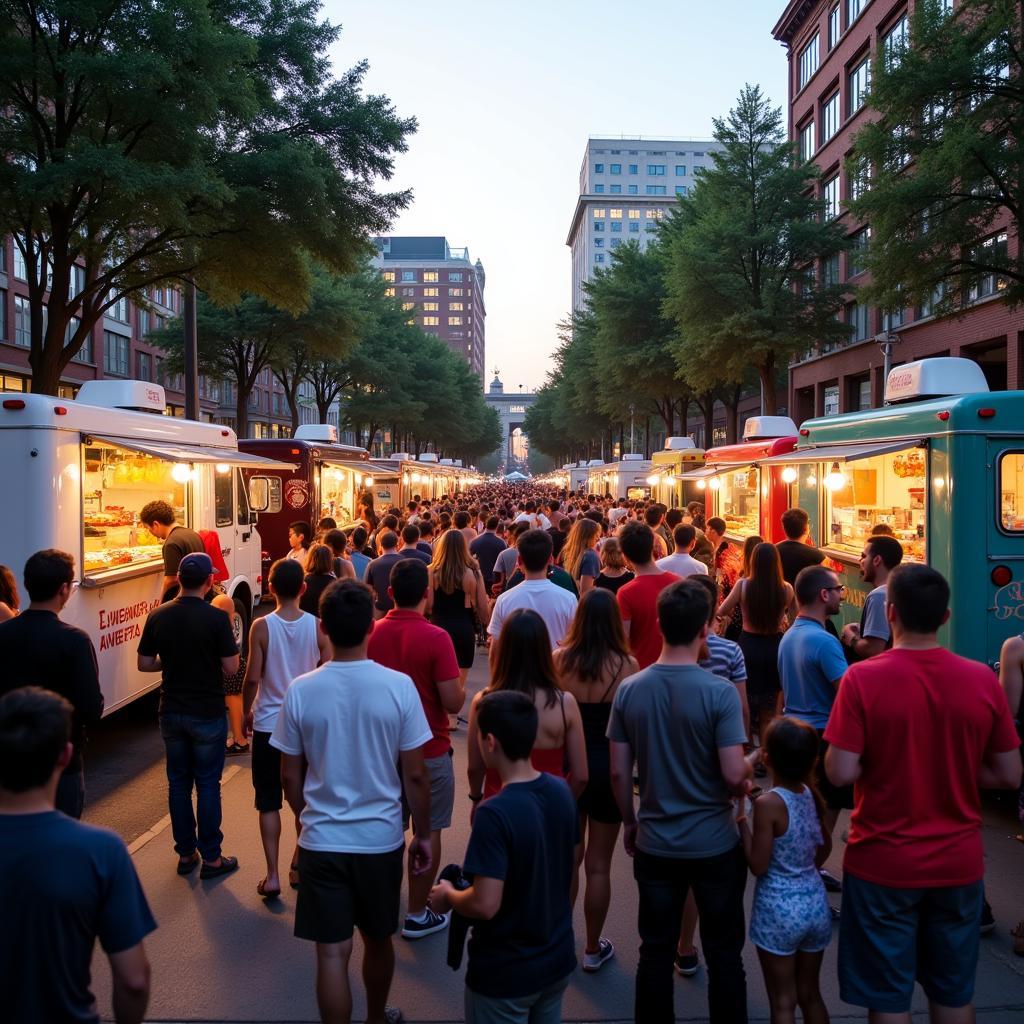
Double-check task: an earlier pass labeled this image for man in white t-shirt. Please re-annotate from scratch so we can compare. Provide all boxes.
[488,530,577,655]
[608,499,629,527]
[513,500,551,531]
[655,525,709,579]
[272,580,433,1024]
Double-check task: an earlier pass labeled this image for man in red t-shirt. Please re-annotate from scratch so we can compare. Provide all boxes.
[825,564,1020,1022]
[367,558,463,941]
[616,521,680,669]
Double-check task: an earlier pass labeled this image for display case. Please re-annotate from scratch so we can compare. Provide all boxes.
[999,452,1024,531]
[715,466,761,539]
[317,463,361,527]
[822,449,926,561]
[82,440,187,575]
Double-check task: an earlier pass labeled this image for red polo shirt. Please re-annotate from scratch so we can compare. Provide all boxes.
[617,570,681,669]
[367,609,460,759]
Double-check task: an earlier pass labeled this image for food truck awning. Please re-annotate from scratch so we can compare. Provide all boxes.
[320,459,399,476]
[754,439,927,467]
[679,464,752,481]
[85,435,297,470]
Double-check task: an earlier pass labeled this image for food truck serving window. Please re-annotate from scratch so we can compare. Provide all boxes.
[998,453,1024,531]
[716,467,759,539]
[823,449,926,561]
[82,440,186,575]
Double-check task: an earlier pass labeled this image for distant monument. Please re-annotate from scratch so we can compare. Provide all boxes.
[485,369,536,471]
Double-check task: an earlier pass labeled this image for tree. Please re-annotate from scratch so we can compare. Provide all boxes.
[661,84,852,414]
[585,243,688,442]
[848,0,1022,312]
[0,0,415,393]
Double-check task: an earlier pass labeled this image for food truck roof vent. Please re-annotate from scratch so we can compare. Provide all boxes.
[439,458,454,465]
[76,380,166,413]
[294,424,338,443]
[884,357,990,404]
[562,463,574,470]
[389,452,411,461]
[454,460,463,467]
[664,436,697,450]
[622,453,645,462]
[743,415,798,441]
[587,459,605,467]
[419,453,439,463]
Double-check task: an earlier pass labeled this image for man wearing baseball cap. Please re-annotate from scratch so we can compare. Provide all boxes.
[138,552,242,878]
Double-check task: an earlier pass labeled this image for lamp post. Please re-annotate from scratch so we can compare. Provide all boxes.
[629,403,636,455]
[875,332,900,405]
[183,278,199,420]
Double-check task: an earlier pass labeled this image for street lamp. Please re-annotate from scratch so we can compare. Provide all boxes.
[875,332,900,403]
[629,403,636,455]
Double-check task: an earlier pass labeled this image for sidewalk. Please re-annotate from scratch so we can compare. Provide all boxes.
[91,652,1024,1022]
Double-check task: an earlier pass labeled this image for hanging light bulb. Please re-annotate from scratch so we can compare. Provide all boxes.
[215,463,231,475]
[824,462,847,491]
[781,466,798,484]
[364,476,374,487]
[171,463,191,484]
[709,476,722,490]
[806,472,817,487]
[646,474,659,486]
[697,478,707,491]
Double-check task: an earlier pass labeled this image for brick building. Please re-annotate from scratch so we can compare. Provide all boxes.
[772,0,1022,421]
[0,234,311,436]
[372,236,486,380]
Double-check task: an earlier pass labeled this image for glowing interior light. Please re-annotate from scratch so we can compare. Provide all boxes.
[364,476,374,487]
[171,463,191,483]
[781,466,798,484]
[697,479,707,490]
[806,473,817,487]
[709,477,721,490]
[824,462,847,491]
[646,474,659,486]
[215,463,230,475]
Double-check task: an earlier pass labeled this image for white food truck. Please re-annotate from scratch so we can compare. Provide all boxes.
[0,381,295,715]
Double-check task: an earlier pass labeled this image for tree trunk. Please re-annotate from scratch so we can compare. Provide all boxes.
[724,385,743,444]
[700,392,716,446]
[236,389,249,439]
[644,417,651,459]
[759,356,778,415]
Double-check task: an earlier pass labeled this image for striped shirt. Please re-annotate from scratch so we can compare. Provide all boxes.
[700,634,746,685]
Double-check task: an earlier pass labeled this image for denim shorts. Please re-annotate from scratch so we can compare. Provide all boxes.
[839,872,982,1012]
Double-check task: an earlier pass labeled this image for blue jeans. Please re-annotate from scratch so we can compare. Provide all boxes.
[56,769,85,819]
[464,973,571,1024]
[160,713,227,862]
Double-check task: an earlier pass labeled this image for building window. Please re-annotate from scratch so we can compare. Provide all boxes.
[384,287,395,297]
[422,316,439,326]
[675,165,687,176]
[883,14,909,69]
[423,271,439,283]
[594,254,605,263]
[13,240,27,281]
[611,221,622,232]
[103,331,130,376]
[628,208,641,219]
[449,272,462,282]
[847,0,869,25]
[823,385,840,416]
[629,164,638,174]
[848,226,870,277]
[920,281,947,317]
[823,253,840,287]
[382,271,395,282]
[13,295,35,347]
[449,302,464,311]
[968,232,1008,301]
[593,208,606,219]
[422,302,438,311]
[645,209,664,220]
[848,55,871,115]
[594,163,604,173]
[447,288,462,296]
[594,184,605,193]
[881,306,905,331]
[609,208,622,219]
[421,287,437,297]
[610,163,621,174]
[0,288,5,340]
[610,184,622,194]
[401,270,415,282]
[137,351,154,381]
[594,238,604,247]
[647,164,666,175]
[799,33,820,89]
[448,316,462,326]
[848,156,871,200]
[402,301,415,311]
[629,221,640,232]
[800,121,816,161]
[675,186,688,196]
[109,296,129,323]
[645,185,667,195]
[628,184,639,194]
[828,4,841,48]
[847,301,870,341]
[823,174,840,219]
[594,222,604,233]
[822,92,840,142]
[857,379,872,409]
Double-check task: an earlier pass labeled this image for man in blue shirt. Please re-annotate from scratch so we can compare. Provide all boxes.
[778,564,851,894]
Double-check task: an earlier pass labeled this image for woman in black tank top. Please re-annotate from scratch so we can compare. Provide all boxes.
[554,589,638,973]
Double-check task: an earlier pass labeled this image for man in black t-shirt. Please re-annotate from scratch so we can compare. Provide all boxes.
[470,516,507,591]
[366,531,405,618]
[0,549,103,818]
[140,499,204,601]
[776,507,826,585]
[0,687,155,1024]
[138,552,240,878]
[430,691,580,1016]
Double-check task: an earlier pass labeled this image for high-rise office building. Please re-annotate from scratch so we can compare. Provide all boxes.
[373,236,486,380]
[566,137,721,312]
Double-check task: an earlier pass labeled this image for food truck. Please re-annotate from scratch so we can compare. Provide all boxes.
[589,454,654,500]
[570,461,600,494]
[683,417,799,543]
[754,357,1024,668]
[385,452,479,504]
[648,436,706,508]
[0,381,295,714]
[239,425,398,564]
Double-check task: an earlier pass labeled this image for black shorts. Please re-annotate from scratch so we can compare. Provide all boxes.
[251,731,282,812]
[815,731,854,811]
[294,845,404,944]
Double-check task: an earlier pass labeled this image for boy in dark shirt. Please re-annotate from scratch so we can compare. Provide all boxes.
[430,691,579,1022]
[0,687,155,1024]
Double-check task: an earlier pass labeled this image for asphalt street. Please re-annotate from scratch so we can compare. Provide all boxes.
[83,649,1024,1023]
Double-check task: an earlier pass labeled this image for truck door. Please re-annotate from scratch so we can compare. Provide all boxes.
[987,444,1024,669]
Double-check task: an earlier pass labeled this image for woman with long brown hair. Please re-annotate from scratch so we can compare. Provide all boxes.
[429,528,490,688]
[560,518,602,595]
[300,543,337,617]
[0,565,19,622]
[554,589,638,973]
[717,542,794,749]
[467,609,587,802]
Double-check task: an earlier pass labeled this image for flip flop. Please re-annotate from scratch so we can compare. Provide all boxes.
[289,866,300,890]
[176,852,200,876]
[257,878,281,900]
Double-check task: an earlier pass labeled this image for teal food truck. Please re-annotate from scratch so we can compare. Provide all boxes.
[756,358,1024,670]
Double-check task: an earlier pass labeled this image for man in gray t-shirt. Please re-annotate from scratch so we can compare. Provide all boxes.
[842,535,903,661]
[608,578,751,1024]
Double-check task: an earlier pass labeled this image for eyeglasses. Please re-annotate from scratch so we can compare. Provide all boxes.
[824,585,846,594]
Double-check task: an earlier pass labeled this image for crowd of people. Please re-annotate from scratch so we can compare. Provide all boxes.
[1,480,1023,1024]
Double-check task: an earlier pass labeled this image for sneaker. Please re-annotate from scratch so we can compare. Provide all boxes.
[829,905,841,921]
[980,901,996,935]
[820,869,842,893]
[582,938,615,973]
[401,908,450,940]
[674,948,699,977]
[384,1008,403,1024]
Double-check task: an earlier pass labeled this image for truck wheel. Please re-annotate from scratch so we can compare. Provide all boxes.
[232,596,251,658]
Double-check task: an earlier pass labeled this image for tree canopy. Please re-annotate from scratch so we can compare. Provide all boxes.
[0,0,415,393]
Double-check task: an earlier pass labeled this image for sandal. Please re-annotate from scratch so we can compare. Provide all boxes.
[176,851,200,876]
[257,878,281,900]
[1012,921,1024,957]
[225,742,250,756]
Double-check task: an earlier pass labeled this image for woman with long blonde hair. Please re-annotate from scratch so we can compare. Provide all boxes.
[429,528,490,688]
[561,518,602,595]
